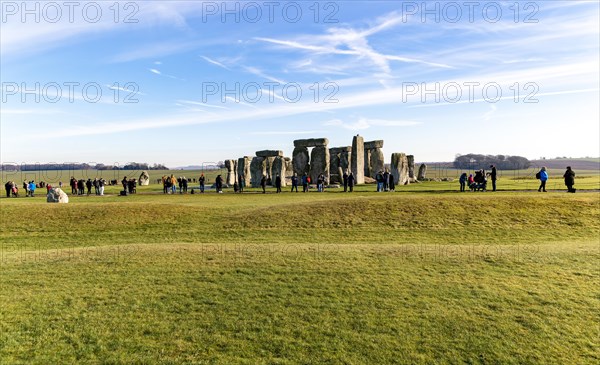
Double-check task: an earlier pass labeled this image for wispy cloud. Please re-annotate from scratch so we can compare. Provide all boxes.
[201,56,230,70]
[250,130,325,136]
[324,118,421,131]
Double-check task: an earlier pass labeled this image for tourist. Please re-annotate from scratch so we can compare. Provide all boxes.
[233,181,239,193]
[4,181,11,198]
[383,170,390,191]
[11,182,18,197]
[459,173,468,192]
[238,174,245,193]
[389,173,395,192]
[93,178,99,195]
[98,178,105,196]
[78,179,85,195]
[537,167,548,192]
[58,181,63,189]
[348,172,355,192]
[70,177,77,194]
[290,173,298,192]
[301,173,308,192]
[563,166,576,193]
[86,179,93,196]
[490,165,497,191]
[28,181,36,197]
[215,174,223,193]
[375,171,384,192]
[343,171,348,192]
[170,175,177,194]
[468,174,475,191]
[23,180,29,197]
[275,174,282,193]
[182,177,188,193]
[199,174,205,193]
[121,176,128,194]
[260,175,267,194]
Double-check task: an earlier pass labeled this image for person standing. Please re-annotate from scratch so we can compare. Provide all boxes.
[563,166,576,193]
[121,176,128,194]
[183,177,188,193]
[343,171,348,192]
[537,167,548,192]
[29,181,36,197]
[99,178,105,196]
[23,180,29,197]
[301,173,308,193]
[238,174,245,193]
[170,175,177,194]
[459,173,468,192]
[348,172,355,192]
[4,181,11,198]
[275,174,282,193]
[388,173,395,192]
[199,174,205,193]
[291,173,298,192]
[383,170,390,191]
[260,175,267,194]
[490,165,497,191]
[215,174,223,193]
[86,179,93,195]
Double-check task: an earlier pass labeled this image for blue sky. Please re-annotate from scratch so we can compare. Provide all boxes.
[1,0,598,166]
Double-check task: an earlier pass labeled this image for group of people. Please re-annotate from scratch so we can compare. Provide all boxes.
[459,165,498,192]
[537,166,576,193]
[120,177,138,194]
[374,170,396,192]
[70,177,107,196]
[162,175,195,194]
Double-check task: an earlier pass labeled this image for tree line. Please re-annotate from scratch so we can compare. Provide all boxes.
[453,154,531,170]
[0,163,169,171]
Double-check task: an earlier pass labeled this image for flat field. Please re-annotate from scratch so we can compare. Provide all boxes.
[0,177,599,364]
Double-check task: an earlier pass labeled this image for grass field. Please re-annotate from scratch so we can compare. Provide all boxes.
[1,178,599,363]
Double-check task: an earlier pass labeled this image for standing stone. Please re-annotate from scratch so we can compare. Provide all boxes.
[418,163,427,181]
[272,156,287,187]
[264,156,276,180]
[309,146,330,183]
[139,171,150,186]
[225,160,237,185]
[237,156,251,187]
[292,146,310,176]
[407,155,415,179]
[284,158,293,177]
[339,148,351,174]
[329,150,341,183]
[250,157,266,188]
[391,153,410,185]
[351,135,364,184]
[364,149,372,178]
[370,148,385,177]
[47,188,69,203]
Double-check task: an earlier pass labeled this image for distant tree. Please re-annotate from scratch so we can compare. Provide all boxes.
[453,154,530,170]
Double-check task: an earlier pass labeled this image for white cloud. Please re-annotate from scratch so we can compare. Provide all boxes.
[201,56,230,70]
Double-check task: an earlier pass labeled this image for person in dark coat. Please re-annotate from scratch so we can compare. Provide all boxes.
[388,173,395,192]
[459,173,468,192]
[490,165,497,191]
[215,175,223,193]
[301,174,308,192]
[291,173,298,192]
[275,174,282,193]
[4,181,11,198]
[199,174,205,193]
[342,171,348,192]
[86,179,93,195]
[183,177,188,193]
[347,172,355,192]
[563,166,576,193]
[383,170,390,191]
[121,177,128,193]
[260,175,267,194]
[238,174,245,193]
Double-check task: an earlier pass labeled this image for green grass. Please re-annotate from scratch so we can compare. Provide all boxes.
[1,189,599,364]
